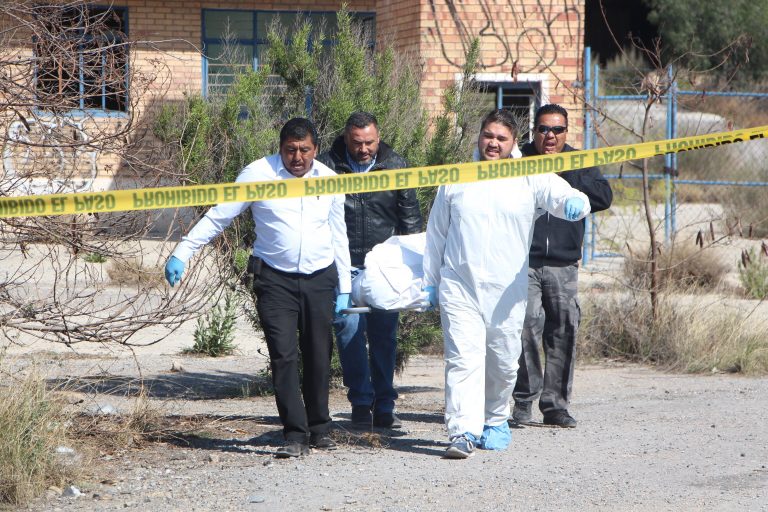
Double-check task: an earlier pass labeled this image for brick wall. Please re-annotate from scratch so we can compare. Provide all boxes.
[375,0,587,144]
[374,0,421,56]
[130,0,584,133]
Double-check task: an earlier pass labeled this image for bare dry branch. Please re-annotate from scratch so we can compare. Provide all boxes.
[1,1,228,346]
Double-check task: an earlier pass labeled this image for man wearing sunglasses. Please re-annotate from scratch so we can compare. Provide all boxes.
[511,104,613,428]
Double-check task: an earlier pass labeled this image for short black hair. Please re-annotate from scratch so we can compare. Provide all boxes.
[280,117,318,147]
[480,109,518,138]
[344,111,378,132]
[534,104,569,127]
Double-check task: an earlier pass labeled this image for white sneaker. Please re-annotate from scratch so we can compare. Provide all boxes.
[444,434,476,459]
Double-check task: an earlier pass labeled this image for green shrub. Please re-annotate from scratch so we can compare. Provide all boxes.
[82,252,107,263]
[232,248,250,275]
[597,46,653,96]
[739,247,768,299]
[396,311,443,372]
[186,292,238,357]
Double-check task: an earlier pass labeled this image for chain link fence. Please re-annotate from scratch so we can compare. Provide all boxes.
[583,49,768,275]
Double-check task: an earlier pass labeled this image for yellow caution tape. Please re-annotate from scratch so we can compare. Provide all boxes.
[1,125,766,219]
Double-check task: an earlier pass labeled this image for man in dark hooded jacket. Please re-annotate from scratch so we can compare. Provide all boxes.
[318,112,422,429]
[511,104,613,428]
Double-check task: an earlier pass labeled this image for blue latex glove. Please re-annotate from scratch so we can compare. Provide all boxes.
[335,293,351,316]
[164,256,185,287]
[423,285,437,310]
[564,197,585,221]
[479,423,511,451]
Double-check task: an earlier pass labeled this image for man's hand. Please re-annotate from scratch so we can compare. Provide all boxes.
[423,286,437,310]
[164,256,185,287]
[564,197,585,221]
[335,293,351,316]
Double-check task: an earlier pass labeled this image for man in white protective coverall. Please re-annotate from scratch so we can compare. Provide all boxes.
[422,108,590,459]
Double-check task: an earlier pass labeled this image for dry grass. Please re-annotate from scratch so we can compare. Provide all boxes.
[623,241,730,291]
[0,366,173,506]
[69,387,165,452]
[579,289,768,374]
[106,257,165,288]
[329,429,388,450]
[724,186,768,239]
[0,372,72,506]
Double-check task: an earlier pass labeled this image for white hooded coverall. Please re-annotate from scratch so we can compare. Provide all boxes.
[422,174,589,440]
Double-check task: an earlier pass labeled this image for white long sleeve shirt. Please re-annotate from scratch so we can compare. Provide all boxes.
[172,153,352,293]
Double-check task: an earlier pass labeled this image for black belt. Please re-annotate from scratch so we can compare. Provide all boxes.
[262,260,335,279]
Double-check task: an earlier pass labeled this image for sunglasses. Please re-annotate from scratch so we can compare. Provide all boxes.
[536,125,567,135]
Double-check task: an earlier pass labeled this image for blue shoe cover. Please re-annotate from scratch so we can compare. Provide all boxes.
[479,423,511,450]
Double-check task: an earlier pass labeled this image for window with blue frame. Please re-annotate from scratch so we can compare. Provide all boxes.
[34,5,128,113]
[202,9,375,98]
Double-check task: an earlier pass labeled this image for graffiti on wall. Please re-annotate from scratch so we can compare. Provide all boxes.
[2,117,98,195]
[427,0,582,71]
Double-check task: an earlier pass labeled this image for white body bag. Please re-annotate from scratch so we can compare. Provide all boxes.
[350,233,428,311]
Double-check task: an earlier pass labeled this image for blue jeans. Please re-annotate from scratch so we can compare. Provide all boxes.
[333,308,400,414]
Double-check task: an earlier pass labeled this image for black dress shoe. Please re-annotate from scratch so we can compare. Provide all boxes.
[373,412,402,429]
[309,433,337,450]
[351,405,373,426]
[275,441,310,458]
[510,401,533,425]
[542,410,577,428]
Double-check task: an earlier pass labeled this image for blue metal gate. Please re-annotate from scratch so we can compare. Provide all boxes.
[582,46,768,265]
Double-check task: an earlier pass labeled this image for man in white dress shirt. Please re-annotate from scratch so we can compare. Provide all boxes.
[164,118,351,458]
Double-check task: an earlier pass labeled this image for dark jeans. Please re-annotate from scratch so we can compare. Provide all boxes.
[513,264,580,414]
[333,308,400,414]
[254,262,338,443]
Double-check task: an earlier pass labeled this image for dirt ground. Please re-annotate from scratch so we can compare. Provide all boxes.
[3,226,768,512]
[6,327,768,511]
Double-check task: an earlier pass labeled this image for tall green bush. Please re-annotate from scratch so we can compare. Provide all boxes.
[265,5,429,165]
[645,0,768,84]
[265,18,323,121]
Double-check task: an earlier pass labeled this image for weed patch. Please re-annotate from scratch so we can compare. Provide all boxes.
[624,241,729,291]
[580,290,768,374]
[106,258,164,288]
[185,293,238,357]
[0,373,71,506]
[82,252,107,263]
[396,310,443,373]
[739,246,768,299]
[69,387,165,452]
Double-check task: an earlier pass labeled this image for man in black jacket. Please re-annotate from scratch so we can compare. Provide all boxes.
[318,112,422,429]
[511,104,613,428]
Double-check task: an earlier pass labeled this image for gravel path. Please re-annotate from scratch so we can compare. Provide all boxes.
[17,350,768,512]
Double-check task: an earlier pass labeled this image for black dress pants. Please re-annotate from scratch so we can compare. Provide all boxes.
[254,262,337,443]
